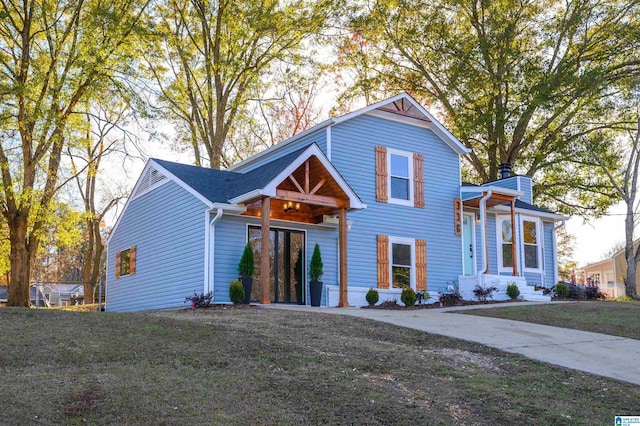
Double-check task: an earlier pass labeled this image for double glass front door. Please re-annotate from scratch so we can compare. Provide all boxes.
[248,226,305,304]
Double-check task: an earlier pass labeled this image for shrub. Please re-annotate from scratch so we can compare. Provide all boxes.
[365,288,379,306]
[555,283,569,299]
[238,243,255,277]
[473,285,498,302]
[185,291,213,308]
[585,284,604,300]
[309,243,324,282]
[229,280,244,305]
[568,284,585,300]
[401,287,417,307]
[438,282,462,307]
[506,283,520,300]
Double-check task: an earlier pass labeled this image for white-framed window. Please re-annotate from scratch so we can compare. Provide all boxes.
[521,216,542,272]
[389,236,415,289]
[387,148,414,206]
[496,216,514,272]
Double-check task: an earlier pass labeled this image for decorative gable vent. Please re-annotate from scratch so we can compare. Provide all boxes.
[132,164,168,199]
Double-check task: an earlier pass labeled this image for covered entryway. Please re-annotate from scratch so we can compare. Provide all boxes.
[228,144,366,306]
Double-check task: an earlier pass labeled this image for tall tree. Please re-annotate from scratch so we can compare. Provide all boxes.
[145,0,338,169]
[0,0,149,306]
[338,0,640,215]
[591,96,640,299]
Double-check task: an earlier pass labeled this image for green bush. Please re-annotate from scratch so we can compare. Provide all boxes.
[506,283,520,300]
[365,288,379,306]
[555,283,569,299]
[229,280,245,305]
[238,243,255,277]
[309,243,324,281]
[401,287,417,307]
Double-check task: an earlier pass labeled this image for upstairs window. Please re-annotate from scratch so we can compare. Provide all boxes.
[387,149,414,206]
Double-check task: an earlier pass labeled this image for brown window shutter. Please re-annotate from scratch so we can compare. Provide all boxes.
[416,239,427,291]
[130,246,137,275]
[115,251,121,279]
[414,153,424,208]
[375,146,388,203]
[377,235,389,289]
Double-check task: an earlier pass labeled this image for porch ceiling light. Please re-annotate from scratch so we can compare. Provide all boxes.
[283,201,300,213]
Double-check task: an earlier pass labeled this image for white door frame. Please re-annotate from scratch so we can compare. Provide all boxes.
[462,212,476,276]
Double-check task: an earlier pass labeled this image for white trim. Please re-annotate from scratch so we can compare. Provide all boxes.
[227,93,470,172]
[229,144,366,209]
[366,110,431,129]
[326,126,332,160]
[150,160,214,208]
[496,215,516,274]
[386,147,414,206]
[388,236,416,290]
[520,215,543,273]
[203,211,210,294]
[462,212,477,276]
[460,185,524,198]
[491,204,568,221]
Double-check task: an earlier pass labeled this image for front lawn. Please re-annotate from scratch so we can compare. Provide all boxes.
[0,307,638,425]
[458,301,640,339]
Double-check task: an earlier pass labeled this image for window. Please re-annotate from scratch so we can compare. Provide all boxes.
[120,249,131,276]
[388,149,414,205]
[497,217,514,270]
[389,237,415,289]
[115,246,136,278]
[375,146,423,208]
[522,219,540,270]
[497,216,542,272]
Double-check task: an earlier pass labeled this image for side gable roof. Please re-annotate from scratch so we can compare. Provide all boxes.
[108,144,366,244]
[228,92,470,172]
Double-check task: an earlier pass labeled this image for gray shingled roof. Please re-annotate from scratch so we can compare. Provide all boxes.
[514,199,556,215]
[153,145,313,204]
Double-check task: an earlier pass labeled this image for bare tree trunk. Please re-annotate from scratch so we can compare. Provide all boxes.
[624,201,639,298]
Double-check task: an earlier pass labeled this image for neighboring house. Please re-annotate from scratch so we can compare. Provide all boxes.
[40,284,84,307]
[106,93,566,312]
[579,241,640,298]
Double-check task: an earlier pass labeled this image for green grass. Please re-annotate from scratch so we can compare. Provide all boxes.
[0,306,638,425]
[459,301,640,339]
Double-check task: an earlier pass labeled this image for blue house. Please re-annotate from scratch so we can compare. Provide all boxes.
[106,93,566,312]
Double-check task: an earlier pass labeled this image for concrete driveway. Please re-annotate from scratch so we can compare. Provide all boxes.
[268,302,640,386]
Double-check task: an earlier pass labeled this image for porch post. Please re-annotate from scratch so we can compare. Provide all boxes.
[260,196,271,304]
[511,199,518,276]
[338,207,348,307]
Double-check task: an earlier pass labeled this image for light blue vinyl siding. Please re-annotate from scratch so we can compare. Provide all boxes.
[518,176,533,204]
[330,114,462,293]
[107,181,208,312]
[487,177,518,191]
[233,130,327,173]
[213,215,338,306]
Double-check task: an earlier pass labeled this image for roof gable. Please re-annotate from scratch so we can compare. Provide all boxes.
[228,92,470,172]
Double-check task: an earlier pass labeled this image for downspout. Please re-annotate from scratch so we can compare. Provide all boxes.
[479,190,493,275]
[208,208,224,296]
